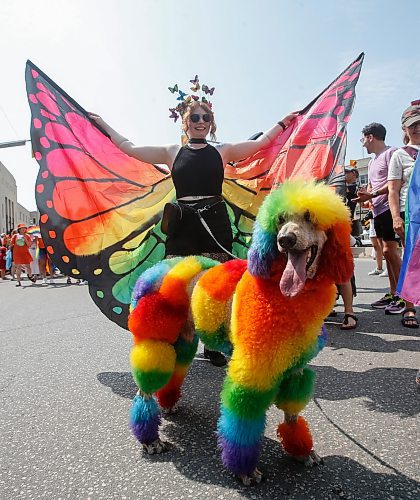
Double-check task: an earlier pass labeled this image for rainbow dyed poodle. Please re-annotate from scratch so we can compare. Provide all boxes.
[127,179,353,485]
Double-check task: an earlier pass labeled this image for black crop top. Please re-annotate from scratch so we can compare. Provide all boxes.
[171,145,224,199]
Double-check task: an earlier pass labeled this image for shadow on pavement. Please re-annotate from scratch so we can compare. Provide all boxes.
[327,327,420,352]
[312,365,419,417]
[97,361,419,497]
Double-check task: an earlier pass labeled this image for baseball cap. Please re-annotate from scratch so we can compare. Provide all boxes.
[401,100,420,128]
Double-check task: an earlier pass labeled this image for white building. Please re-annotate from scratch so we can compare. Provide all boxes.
[0,160,34,234]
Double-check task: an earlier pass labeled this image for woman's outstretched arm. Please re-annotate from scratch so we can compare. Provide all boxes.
[89,113,178,166]
[220,112,299,165]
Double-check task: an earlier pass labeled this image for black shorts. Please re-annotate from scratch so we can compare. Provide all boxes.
[373,209,403,242]
[165,198,233,256]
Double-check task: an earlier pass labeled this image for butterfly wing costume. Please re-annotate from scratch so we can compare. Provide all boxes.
[25,53,364,330]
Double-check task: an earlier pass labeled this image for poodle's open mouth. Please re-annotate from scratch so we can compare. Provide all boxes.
[280,245,318,298]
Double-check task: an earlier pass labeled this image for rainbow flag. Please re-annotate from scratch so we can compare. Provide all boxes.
[27,225,41,237]
[397,154,420,305]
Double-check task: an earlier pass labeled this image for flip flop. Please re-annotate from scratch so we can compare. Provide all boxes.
[340,313,358,330]
[401,308,419,329]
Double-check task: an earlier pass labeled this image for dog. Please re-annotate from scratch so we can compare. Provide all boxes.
[127,179,353,485]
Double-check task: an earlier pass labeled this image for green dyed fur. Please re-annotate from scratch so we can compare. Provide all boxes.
[132,368,172,394]
[221,376,277,419]
[275,368,315,407]
[173,334,199,365]
[197,325,232,355]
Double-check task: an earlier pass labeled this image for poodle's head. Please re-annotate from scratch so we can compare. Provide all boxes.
[248,179,354,297]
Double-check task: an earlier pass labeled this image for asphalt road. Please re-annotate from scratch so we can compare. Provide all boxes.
[0,259,419,499]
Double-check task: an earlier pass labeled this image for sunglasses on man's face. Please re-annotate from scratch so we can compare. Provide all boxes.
[190,113,211,123]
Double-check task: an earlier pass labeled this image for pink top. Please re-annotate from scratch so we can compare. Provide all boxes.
[368,146,397,217]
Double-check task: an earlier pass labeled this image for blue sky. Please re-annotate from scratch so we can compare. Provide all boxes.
[1,0,419,211]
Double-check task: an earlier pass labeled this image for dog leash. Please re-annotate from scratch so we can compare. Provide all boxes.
[180,199,239,260]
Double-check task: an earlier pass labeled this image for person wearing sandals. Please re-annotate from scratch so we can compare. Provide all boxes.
[90,101,298,363]
[335,167,359,330]
[10,224,36,287]
[387,102,420,329]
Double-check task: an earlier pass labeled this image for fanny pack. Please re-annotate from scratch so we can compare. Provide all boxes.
[160,196,237,258]
[161,202,182,236]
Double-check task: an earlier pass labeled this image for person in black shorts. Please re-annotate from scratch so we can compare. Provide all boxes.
[90,101,298,364]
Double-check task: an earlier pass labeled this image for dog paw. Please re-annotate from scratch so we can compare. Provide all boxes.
[161,403,179,416]
[239,468,264,486]
[142,439,169,455]
[296,450,323,467]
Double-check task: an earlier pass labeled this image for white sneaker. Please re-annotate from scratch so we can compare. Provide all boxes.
[379,269,388,277]
[42,278,48,285]
[368,268,382,276]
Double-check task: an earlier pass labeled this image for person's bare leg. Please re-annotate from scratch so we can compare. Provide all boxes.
[382,241,401,295]
[16,264,22,286]
[337,281,357,329]
[371,236,383,270]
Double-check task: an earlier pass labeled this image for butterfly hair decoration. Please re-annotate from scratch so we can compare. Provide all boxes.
[169,108,179,122]
[176,90,187,101]
[168,74,215,123]
[202,84,215,96]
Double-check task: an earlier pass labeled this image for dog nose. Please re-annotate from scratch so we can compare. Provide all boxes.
[278,233,297,249]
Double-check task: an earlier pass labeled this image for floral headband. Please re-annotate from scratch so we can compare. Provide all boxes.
[168,75,215,122]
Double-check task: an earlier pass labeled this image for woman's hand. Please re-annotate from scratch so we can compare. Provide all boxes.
[393,216,405,241]
[280,112,299,128]
[88,113,106,127]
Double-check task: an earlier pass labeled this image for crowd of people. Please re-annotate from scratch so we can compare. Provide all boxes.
[0,225,87,286]
[350,100,420,329]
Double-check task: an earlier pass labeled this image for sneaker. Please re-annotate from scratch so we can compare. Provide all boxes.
[203,347,227,367]
[368,268,383,276]
[385,297,406,315]
[379,269,388,277]
[371,293,394,309]
[42,278,48,285]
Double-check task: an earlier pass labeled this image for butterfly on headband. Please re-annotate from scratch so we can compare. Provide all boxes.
[168,84,179,94]
[177,90,187,101]
[169,108,179,122]
[190,75,199,85]
[202,84,215,96]
[201,96,212,107]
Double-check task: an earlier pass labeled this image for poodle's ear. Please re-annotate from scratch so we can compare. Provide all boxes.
[318,221,354,284]
[248,222,279,278]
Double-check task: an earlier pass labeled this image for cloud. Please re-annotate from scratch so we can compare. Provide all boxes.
[357,58,420,108]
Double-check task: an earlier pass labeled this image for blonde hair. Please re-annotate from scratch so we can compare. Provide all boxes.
[182,101,217,142]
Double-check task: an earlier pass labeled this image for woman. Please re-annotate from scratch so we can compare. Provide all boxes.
[90,102,298,362]
[388,101,420,328]
[10,224,35,287]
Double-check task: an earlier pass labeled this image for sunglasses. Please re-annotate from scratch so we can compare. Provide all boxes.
[190,113,211,123]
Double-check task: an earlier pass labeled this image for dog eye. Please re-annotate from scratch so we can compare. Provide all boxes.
[304,211,311,222]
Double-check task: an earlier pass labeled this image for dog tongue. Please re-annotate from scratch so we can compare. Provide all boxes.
[280,251,307,297]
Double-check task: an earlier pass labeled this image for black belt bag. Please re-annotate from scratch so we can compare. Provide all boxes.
[161,196,223,237]
[161,202,182,236]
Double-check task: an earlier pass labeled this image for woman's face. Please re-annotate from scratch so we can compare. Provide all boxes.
[187,106,212,139]
[18,228,26,235]
[405,120,420,145]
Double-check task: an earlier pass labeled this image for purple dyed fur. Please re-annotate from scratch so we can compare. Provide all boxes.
[132,278,151,302]
[218,436,261,475]
[130,412,161,444]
